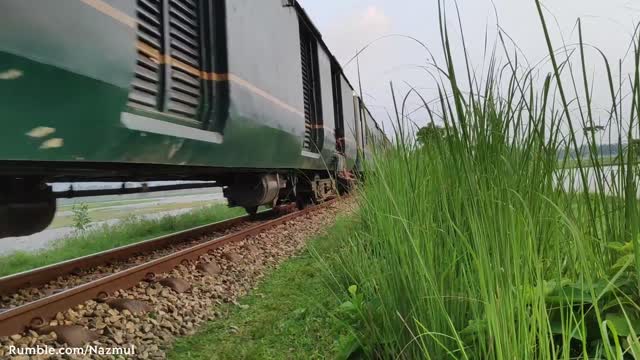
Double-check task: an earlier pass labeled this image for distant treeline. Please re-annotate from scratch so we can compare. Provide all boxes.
[558,143,624,160]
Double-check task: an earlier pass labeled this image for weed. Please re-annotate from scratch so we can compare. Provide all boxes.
[71,202,91,232]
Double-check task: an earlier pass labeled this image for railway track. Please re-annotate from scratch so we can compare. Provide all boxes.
[0,200,336,339]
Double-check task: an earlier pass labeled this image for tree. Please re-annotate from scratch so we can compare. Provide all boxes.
[416,123,445,146]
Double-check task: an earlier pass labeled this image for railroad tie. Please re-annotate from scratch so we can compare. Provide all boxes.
[196,261,221,276]
[107,298,153,316]
[159,277,192,293]
[36,325,99,347]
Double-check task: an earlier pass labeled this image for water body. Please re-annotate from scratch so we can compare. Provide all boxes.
[560,165,637,196]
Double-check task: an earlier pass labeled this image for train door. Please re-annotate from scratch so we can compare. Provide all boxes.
[299,18,324,154]
[359,99,367,152]
[353,96,365,165]
[331,62,345,154]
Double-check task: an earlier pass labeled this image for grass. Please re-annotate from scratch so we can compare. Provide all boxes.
[57,189,221,211]
[57,198,154,211]
[0,204,244,277]
[168,217,358,360]
[50,200,220,229]
[315,1,640,359]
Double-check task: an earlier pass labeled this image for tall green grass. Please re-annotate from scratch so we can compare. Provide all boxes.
[326,1,640,358]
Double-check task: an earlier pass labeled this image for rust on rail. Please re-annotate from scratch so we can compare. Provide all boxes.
[0,200,335,337]
[0,216,251,296]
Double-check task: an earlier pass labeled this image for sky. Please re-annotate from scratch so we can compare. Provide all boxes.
[297,0,640,142]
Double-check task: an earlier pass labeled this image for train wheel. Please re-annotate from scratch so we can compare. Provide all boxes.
[295,197,307,210]
[244,206,259,216]
[295,193,314,210]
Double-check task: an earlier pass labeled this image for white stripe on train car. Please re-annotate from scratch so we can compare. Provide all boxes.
[121,112,224,144]
[301,150,321,159]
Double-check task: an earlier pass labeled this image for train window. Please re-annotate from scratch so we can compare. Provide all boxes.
[331,63,345,154]
[299,20,323,153]
[128,0,207,123]
[166,0,204,119]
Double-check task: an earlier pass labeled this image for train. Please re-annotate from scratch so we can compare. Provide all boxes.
[0,0,388,238]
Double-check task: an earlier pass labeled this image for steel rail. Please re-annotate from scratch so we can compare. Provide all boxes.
[0,200,334,337]
[0,214,255,297]
[0,205,298,296]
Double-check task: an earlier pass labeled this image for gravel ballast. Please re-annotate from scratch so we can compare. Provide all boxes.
[0,200,352,360]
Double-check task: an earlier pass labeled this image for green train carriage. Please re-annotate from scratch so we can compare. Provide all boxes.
[0,0,387,238]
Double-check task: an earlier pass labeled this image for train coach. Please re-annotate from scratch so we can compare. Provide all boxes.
[0,0,388,238]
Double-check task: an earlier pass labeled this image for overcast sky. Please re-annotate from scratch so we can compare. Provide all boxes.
[297,0,640,142]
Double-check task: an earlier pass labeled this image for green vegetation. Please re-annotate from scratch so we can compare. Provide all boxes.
[71,203,91,231]
[415,123,446,147]
[0,205,243,277]
[318,2,640,359]
[58,198,154,211]
[50,200,220,229]
[56,190,221,212]
[169,218,358,360]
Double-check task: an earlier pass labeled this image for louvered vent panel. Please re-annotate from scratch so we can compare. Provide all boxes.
[129,0,162,111]
[300,33,314,151]
[167,0,202,119]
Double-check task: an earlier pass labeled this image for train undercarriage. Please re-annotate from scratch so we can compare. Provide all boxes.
[0,167,348,239]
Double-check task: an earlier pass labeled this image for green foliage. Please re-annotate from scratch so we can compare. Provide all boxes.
[416,123,445,147]
[71,202,91,231]
[317,2,640,358]
[326,134,640,358]
[0,204,243,277]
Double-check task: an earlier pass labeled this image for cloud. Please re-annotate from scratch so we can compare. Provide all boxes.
[324,5,392,62]
[321,5,405,133]
[360,6,391,32]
